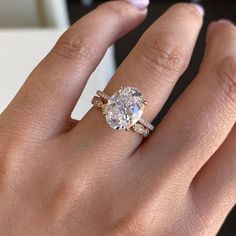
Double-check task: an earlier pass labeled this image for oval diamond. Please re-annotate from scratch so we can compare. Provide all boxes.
[103,87,145,130]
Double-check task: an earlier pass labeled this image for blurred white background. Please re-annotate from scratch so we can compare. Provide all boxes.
[0,0,115,119]
[0,0,69,27]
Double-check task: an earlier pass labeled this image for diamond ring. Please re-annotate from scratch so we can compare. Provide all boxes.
[91,86,154,137]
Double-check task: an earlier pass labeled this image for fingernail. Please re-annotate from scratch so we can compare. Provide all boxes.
[217,19,234,25]
[191,3,205,16]
[126,0,149,10]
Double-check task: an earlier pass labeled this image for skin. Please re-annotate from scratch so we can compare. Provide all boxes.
[0,1,235,235]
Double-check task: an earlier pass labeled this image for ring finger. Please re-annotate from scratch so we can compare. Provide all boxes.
[74,3,204,157]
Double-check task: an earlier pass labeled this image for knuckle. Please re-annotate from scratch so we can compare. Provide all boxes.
[140,35,187,78]
[216,56,236,107]
[53,36,96,62]
[170,3,203,20]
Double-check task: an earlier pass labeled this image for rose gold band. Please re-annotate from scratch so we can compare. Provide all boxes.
[92,90,154,138]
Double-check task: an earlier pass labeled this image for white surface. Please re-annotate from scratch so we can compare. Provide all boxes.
[0,29,115,119]
[0,0,69,27]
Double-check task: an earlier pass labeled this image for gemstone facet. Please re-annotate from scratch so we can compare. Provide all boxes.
[103,87,145,130]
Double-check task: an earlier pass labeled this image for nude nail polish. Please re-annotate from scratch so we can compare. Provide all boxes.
[191,3,205,16]
[127,0,149,10]
[217,19,235,25]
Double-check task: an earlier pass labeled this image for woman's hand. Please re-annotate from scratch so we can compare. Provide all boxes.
[0,1,235,235]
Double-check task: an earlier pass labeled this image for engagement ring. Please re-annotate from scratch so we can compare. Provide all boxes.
[92,86,154,137]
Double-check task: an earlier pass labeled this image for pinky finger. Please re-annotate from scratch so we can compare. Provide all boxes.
[189,125,236,235]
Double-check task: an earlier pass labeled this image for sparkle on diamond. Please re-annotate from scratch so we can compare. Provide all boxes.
[103,87,145,130]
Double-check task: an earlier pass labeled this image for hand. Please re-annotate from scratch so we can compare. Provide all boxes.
[0,1,235,235]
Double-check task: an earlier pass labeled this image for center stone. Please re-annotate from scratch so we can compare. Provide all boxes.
[103,87,145,130]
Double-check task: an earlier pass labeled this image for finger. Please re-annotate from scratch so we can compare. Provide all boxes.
[140,20,236,186]
[66,119,80,132]
[2,1,147,140]
[75,3,204,156]
[189,125,236,236]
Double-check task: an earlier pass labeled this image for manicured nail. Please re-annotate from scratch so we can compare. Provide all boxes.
[217,19,234,25]
[191,3,205,16]
[126,0,149,10]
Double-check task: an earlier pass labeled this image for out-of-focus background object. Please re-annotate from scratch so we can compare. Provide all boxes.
[0,0,115,119]
[0,0,69,27]
[0,0,235,235]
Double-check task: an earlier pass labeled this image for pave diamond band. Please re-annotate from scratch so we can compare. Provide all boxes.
[92,87,154,137]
